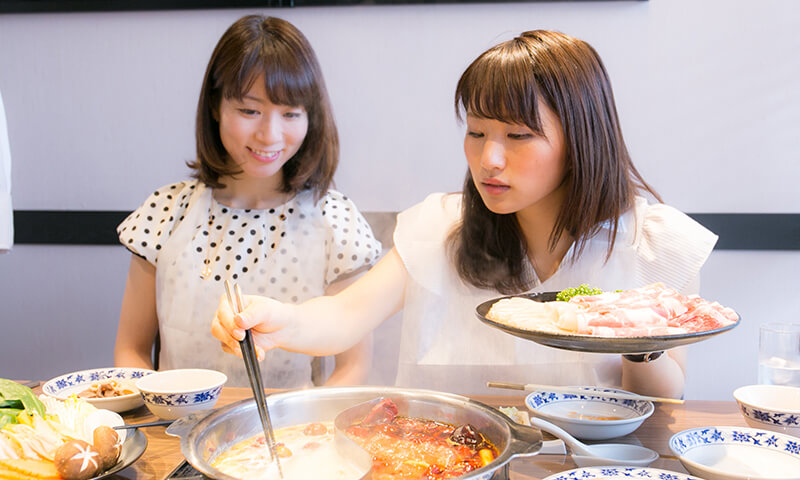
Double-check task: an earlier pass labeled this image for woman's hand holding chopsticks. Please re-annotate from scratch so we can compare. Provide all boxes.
[212,294,284,359]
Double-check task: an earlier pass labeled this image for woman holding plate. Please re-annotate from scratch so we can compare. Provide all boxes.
[212,29,717,398]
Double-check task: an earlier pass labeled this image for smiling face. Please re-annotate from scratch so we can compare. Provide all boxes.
[464,100,568,217]
[218,74,309,183]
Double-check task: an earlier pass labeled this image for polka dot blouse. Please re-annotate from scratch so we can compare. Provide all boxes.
[118,180,383,294]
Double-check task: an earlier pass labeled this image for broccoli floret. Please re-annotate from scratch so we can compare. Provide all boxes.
[555,284,604,302]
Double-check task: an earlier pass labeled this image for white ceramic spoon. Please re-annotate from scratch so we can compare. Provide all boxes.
[530,417,658,467]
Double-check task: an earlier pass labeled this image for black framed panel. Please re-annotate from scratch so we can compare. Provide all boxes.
[12,210,800,250]
[14,210,129,245]
[0,0,647,14]
[687,213,800,251]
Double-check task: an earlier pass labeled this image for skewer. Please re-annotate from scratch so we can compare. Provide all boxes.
[487,381,685,404]
[225,280,284,479]
[113,420,174,430]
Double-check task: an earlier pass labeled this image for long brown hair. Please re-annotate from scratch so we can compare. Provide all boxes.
[189,15,338,200]
[450,30,660,294]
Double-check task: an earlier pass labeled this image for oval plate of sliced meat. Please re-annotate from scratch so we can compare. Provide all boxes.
[475,284,740,354]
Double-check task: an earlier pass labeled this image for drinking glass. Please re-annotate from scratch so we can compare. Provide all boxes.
[758,323,800,386]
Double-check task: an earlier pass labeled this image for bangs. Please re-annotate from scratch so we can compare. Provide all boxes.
[218,37,315,108]
[456,40,544,133]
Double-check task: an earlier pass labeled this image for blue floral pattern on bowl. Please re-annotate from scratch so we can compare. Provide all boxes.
[544,466,702,480]
[43,367,155,397]
[526,386,652,415]
[740,404,800,427]
[670,426,800,456]
[140,386,223,407]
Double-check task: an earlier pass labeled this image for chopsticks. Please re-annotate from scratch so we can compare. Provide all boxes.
[487,381,685,404]
[113,420,173,430]
[224,280,284,479]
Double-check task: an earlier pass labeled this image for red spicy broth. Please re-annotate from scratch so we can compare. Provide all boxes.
[344,399,498,480]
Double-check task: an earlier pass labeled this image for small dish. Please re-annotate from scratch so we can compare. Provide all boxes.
[733,384,800,437]
[543,466,703,480]
[525,386,654,440]
[669,426,800,480]
[43,367,155,413]
[135,368,227,420]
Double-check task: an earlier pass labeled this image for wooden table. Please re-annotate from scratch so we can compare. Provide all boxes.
[110,388,747,480]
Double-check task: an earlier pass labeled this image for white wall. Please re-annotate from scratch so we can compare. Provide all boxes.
[0,0,798,398]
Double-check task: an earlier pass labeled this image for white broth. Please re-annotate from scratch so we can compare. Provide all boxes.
[211,421,366,480]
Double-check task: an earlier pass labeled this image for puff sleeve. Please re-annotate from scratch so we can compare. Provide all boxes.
[321,190,383,285]
[117,181,199,265]
[393,193,462,295]
[633,200,718,292]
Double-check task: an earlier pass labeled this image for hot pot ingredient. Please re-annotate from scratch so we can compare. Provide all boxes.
[0,379,46,428]
[556,284,604,302]
[0,458,60,479]
[488,282,738,337]
[92,426,121,470]
[211,422,365,480]
[54,440,101,480]
[345,398,498,480]
[0,382,123,480]
[78,381,136,399]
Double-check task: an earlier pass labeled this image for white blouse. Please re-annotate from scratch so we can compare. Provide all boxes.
[118,180,382,388]
[393,193,718,395]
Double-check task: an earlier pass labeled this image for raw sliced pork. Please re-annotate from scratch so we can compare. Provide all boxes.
[486,283,737,337]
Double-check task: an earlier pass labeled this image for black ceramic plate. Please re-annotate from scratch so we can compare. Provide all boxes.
[475,292,740,354]
[93,429,147,480]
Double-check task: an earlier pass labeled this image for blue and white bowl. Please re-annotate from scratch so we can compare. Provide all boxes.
[525,386,654,440]
[734,384,800,438]
[670,426,800,480]
[135,368,227,420]
[43,367,155,412]
[543,466,702,480]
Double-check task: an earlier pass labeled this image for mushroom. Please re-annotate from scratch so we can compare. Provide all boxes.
[92,426,122,470]
[54,440,102,480]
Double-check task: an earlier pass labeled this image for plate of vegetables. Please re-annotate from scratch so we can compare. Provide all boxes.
[475,283,740,354]
[0,378,147,480]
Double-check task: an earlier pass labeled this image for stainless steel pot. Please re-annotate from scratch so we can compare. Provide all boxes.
[167,386,543,480]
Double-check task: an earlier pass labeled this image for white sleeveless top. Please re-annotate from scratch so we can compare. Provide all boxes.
[393,193,717,395]
[118,181,381,388]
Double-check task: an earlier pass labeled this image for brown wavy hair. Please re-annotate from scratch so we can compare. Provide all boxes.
[189,15,338,200]
[449,30,660,294]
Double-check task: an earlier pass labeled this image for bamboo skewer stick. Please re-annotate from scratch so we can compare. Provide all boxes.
[113,420,174,430]
[487,381,685,404]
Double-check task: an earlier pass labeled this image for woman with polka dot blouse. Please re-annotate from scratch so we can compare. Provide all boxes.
[114,15,381,388]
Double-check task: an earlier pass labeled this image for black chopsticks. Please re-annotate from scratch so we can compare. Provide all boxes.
[224,280,284,479]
